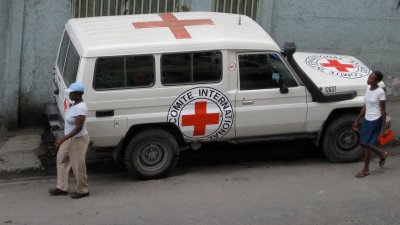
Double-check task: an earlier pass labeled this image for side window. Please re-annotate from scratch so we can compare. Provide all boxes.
[93,55,155,90]
[62,43,80,86]
[162,53,191,84]
[161,51,222,85]
[94,57,125,89]
[193,51,222,83]
[126,55,155,87]
[238,53,298,90]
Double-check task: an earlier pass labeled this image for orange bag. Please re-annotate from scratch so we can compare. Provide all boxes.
[377,129,394,146]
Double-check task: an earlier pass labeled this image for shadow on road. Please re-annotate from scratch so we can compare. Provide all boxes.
[79,140,326,178]
[178,140,324,167]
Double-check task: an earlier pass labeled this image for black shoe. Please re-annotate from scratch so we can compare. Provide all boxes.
[48,188,68,196]
[70,192,89,199]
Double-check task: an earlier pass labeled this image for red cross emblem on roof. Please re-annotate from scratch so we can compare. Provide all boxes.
[321,59,355,72]
[132,13,214,39]
[181,101,220,136]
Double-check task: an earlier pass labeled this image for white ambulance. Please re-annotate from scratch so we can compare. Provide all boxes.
[47,12,382,179]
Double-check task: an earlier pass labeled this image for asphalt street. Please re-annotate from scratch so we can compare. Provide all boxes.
[1,141,399,225]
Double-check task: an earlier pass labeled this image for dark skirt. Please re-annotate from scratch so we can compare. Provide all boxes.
[360,117,382,146]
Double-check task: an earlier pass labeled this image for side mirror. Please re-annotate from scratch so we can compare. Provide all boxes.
[279,77,289,94]
[282,41,297,57]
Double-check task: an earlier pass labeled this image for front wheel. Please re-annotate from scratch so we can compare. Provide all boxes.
[322,115,363,163]
[124,129,179,179]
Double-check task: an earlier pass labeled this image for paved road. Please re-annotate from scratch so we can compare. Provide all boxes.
[1,142,400,225]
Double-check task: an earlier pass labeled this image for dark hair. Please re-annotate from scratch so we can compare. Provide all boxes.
[71,91,84,96]
[373,70,383,82]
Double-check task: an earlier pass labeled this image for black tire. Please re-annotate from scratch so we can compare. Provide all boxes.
[124,129,179,179]
[322,115,362,163]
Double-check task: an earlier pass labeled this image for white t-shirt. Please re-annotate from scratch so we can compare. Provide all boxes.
[364,86,385,121]
[64,102,88,137]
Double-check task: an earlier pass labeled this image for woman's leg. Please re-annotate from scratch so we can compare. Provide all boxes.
[368,118,386,159]
[370,146,386,158]
[356,146,371,177]
[56,139,72,191]
[361,146,372,173]
[69,134,90,194]
[370,145,389,167]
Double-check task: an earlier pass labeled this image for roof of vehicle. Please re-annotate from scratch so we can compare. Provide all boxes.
[65,12,280,57]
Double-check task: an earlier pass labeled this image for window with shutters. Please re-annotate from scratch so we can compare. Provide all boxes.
[212,0,260,22]
[71,0,185,18]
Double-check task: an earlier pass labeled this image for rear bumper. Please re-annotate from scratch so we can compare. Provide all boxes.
[44,102,64,139]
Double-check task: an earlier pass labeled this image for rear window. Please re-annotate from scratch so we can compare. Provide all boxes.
[57,32,69,73]
[57,32,80,86]
[161,51,222,85]
[93,55,155,90]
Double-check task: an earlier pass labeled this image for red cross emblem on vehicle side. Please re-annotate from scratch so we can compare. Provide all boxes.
[167,87,234,142]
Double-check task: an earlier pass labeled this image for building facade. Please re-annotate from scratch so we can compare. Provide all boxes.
[1,0,399,132]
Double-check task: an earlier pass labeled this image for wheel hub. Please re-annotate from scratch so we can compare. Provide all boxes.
[140,144,164,166]
[337,129,358,151]
[136,143,169,171]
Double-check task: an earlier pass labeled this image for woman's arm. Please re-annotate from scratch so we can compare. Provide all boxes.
[352,105,366,131]
[55,115,85,147]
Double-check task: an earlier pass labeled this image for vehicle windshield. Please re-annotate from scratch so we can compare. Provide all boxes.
[57,31,80,86]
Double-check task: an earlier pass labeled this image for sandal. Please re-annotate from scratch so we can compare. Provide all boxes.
[379,151,389,168]
[355,171,370,178]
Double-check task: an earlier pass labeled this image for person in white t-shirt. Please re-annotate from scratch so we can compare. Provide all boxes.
[353,71,389,178]
[48,82,91,199]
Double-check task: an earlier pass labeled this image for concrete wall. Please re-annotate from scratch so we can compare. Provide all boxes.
[0,0,70,131]
[18,0,70,127]
[270,0,400,99]
[1,0,399,131]
[1,0,25,131]
[0,0,8,132]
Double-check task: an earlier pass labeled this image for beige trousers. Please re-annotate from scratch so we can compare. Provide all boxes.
[56,134,90,193]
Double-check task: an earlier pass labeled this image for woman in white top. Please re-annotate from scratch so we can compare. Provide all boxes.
[48,82,91,198]
[353,71,389,178]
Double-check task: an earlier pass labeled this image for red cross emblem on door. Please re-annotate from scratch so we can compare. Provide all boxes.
[132,13,214,39]
[321,59,355,72]
[181,101,220,136]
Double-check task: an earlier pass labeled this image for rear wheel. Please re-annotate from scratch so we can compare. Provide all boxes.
[124,129,179,179]
[322,115,363,163]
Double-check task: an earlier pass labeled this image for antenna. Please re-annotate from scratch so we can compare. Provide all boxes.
[238,0,243,25]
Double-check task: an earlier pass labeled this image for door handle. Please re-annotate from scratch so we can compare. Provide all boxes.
[96,110,114,117]
[242,100,254,105]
